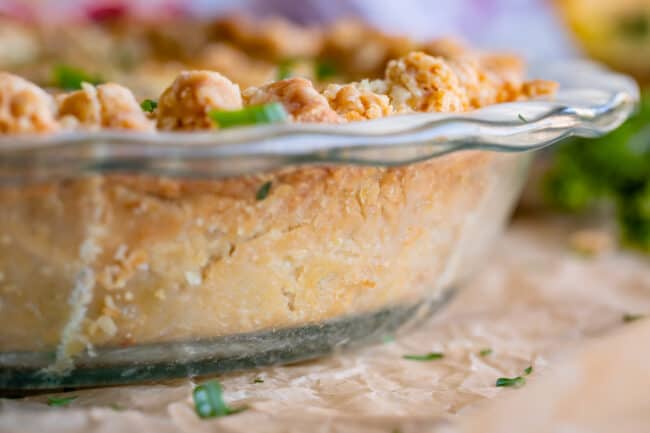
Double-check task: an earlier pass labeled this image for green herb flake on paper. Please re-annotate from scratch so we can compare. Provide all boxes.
[518,113,527,122]
[52,65,103,90]
[252,377,264,384]
[140,99,158,113]
[403,352,444,361]
[495,376,526,388]
[479,348,493,357]
[256,181,272,201]
[524,365,533,375]
[192,380,246,419]
[623,313,645,323]
[46,395,78,407]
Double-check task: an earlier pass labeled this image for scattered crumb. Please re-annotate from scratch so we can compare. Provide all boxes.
[185,271,202,286]
[569,229,615,257]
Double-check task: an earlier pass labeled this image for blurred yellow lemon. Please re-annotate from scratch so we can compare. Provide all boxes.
[555,0,650,82]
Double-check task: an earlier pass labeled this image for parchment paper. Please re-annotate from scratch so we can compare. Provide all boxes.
[2,215,650,433]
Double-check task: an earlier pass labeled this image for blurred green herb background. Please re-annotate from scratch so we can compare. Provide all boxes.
[543,90,650,253]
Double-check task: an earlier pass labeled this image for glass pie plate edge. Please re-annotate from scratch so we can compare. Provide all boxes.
[0,60,639,392]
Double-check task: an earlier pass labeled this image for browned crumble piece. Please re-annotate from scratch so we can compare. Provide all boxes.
[57,82,154,131]
[0,72,59,133]
[243,77,339,123]
[324,80,393,121]
[156,70,243,131]
[385,51,471,112]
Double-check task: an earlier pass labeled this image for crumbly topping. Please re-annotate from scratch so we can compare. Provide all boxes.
[0,72,58,133]
[385,51,470,112]
[57,82,154,131]
[156,70,243,130]
[324,80,393,121]
[243,77,340,123]
[0,41,557,134]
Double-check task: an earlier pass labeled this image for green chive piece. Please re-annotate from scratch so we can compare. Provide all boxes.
[524,366,533,375]
[495,376,526,388]
[140,99,158,113]
[47,395,78,407]
[252,377,264,384]
[623,313,645,323]
[192,380,245,419]
[209,102,288,129]
[315,60,337,81]
[403,352,444,361]
[256,181,272,201]
[479,348,493,357]
[52,65,103,90]
[518,113,527,122]
[277,59,294,80]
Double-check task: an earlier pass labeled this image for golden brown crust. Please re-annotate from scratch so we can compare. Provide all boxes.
[156,70,243,130]
[0,149,525,353]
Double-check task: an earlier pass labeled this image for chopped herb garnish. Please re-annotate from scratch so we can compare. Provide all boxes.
[518,113,527,122]
[315,59,337,81]
[479,348,493,357]
[623,313,645,323]
[52,65,103,90]
[403,352,444,361]
[209,102,288,129]
[109,403,125,411]
[256,181,272,201]
[192,380,245,419]
[140,99,158,113]
[47,395,77,407]
[277,59,294,80]
[524,366,533,375]
[495,376,526,388]
[252,377,264,384]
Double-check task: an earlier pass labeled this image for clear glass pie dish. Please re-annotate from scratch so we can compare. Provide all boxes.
[0,60,637,391]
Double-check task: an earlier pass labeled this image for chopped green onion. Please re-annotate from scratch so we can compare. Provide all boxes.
[403,352,444,361]
[315,59,337,81]
[47,395,77,407]
[140,99,158,113]
[277,59,294,80]
[52,65,103,90]
[209,102,288,129]
[623,313,645,323]
[256,181,272,201]
[252,377,264,384]
[518,113,527,122]
[524,366,533,375]
[479,348,493,357]
[496,376,526,388]
[192,380,245,419]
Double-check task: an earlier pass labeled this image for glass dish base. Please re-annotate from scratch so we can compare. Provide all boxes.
[0,288,455,393]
